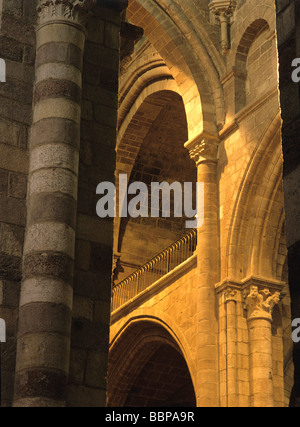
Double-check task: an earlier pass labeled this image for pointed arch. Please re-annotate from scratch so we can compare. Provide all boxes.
[114,85,189,256]
[108,316,196,407]
[226,113,284,280]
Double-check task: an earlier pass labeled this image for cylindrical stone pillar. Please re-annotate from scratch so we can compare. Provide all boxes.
[13,0,95,407]
[219,12,229,54]
[209,1,237,55]
[245,285,281,407]
[225,289,238,407]
[185,132,220,407]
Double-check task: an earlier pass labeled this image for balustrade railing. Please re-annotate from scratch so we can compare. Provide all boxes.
[111,229,197,312]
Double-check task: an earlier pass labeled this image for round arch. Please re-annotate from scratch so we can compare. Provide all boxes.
[126,0,221,138]
[118,47,175,132]
[114,88,193,258]
[117,79,181,149]
[235,18,270,71]
[234,18,270,112]
[230,3,276,57]
[108,317,196,407]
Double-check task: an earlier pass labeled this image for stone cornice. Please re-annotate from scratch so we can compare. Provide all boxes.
[215,275,286,294]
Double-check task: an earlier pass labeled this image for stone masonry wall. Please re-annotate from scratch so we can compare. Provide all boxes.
[67,7,123,407]
[0,0,36,407]
[0,0,125,407]
[111,0,291,407]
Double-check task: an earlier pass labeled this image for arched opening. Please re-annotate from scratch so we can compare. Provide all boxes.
[115,90,196,282]
[124,344,196,407]
[108,320,196,407]
[126,0,219,138]
[234,19,273,113]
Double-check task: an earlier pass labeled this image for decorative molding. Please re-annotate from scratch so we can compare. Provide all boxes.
[218,119,239,141]
[37,0,96,27]
[209,1,237,55]
[185,132,220,165]
[215,275,285,297]
[218,88,279,141]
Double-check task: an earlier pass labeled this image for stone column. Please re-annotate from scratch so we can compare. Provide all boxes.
[185,132,220,407]
[224,287,238,407]
[209,1,237,55]
[244,285,281,407]
[13,0,95,407]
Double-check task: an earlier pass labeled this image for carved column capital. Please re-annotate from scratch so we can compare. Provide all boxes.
[209,1,237,55]
[188,140,219,164]
[244,285,281,322]
[185,132,220,165]
[209,0,236,18]
[224,287,238,303]
[37,0,96,27]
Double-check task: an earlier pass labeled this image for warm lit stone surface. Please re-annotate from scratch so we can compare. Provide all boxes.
[0,0,298,408]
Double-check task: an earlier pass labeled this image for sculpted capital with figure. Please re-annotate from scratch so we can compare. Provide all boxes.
[244,285,281,321]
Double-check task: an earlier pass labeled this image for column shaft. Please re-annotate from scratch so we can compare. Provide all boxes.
[226,299,238,407]
[186,134,220,407]
[197,160,219,406]
[245,285,281,407]
[13,9,88,407]
[248,318,274,407]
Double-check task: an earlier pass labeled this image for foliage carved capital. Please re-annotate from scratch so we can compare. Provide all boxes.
[209,0,237,19]
[37,0,96,26]
[185,133,220,165]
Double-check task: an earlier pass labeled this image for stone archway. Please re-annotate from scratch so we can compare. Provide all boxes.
[108,320,196,407]
[114,88,196,281]
[126,0,221,137]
